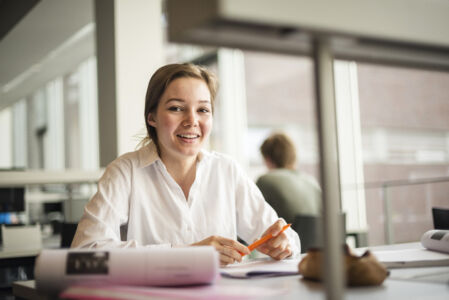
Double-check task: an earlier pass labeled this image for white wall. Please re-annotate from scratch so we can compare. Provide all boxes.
[115,0,164,154]
[0,108,12,168]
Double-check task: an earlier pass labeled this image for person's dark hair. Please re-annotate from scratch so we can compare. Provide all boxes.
[142,63,218,151]
[260,133,297,169]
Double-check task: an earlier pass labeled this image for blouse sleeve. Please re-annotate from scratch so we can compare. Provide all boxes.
[233,161,301,256]
[71,160,171,249]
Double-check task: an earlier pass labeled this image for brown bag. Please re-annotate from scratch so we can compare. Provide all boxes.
[298,245,389,286]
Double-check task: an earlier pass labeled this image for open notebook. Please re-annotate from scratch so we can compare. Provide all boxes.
[220,257,300,278]
[371,247,449,268]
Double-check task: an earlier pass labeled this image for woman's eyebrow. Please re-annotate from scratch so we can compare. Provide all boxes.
[165,98,184,104]
[165,98,211,104]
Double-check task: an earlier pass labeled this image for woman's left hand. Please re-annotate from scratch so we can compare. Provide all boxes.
[255,219,292,260]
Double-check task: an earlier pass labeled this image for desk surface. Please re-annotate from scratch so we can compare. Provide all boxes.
[13,243,449,300]
[13,274,449,300]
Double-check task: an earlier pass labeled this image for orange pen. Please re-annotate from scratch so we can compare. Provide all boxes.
[241,224,291,256]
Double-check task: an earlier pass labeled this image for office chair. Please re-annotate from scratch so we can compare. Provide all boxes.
[432,207,449,230]
[292,213,346,253]
[60,222,78,248]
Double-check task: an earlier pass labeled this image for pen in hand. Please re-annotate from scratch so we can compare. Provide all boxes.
[241,224,291,256]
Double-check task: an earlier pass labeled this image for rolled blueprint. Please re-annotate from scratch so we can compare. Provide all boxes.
[35,246,219,294]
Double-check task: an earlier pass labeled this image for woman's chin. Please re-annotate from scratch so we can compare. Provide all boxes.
[176,146,201,158]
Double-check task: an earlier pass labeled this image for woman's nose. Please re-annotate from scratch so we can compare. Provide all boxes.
[182,110,198,127]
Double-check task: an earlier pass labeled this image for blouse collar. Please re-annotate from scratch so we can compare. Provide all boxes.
[137,141,206,168]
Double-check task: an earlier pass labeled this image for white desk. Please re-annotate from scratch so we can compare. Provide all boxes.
[12,273,449,300]
[12,243,449,300]
[0,235,59,259]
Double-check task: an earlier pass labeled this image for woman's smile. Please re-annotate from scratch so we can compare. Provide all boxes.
[176,132,201,143]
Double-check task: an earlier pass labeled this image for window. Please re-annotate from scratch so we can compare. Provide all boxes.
[243,51,319,180]
[356,63,449,245]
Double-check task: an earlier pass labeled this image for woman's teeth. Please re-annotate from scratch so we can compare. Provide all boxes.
[178,134,198,139]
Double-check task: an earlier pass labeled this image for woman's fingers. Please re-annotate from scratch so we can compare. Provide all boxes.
[192,236,249,266]
[261,219,286,237]
[278,246,292,260]
[217,238,250,265]
[269,246,292,260]
[269,244,288,259]
[267,232,287,248]
[261,241,291,260]
[218,245,243,266]
[219,237,250,256]
[256,221,292,260]
[193,232,293,265]
[219,250,236,265]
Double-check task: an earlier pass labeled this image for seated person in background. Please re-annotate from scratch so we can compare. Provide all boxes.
[71,63,300,265]
[256,132,321,225]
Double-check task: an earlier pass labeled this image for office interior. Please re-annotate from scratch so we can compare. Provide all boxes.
[0,0,448,295]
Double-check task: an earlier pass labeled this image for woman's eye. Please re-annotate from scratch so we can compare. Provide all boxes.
[199,108,211,113]
[168,106,182,112]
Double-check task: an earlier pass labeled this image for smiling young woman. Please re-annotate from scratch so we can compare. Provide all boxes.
[147,77,213,191]
[71,63,301,266]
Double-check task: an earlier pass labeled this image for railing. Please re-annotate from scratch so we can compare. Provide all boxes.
[345,176,449,244]
[0,170,103,187]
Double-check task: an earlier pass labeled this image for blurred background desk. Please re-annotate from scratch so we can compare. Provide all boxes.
[0,235,59,291]
[0,170,100,296]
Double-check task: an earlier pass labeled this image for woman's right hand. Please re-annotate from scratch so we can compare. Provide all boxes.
[191,236,250,266]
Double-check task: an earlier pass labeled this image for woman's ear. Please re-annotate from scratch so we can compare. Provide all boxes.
[147,113,157,127]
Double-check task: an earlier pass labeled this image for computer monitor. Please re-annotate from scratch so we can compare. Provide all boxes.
[0,187,25,213]
[432,207,449,230]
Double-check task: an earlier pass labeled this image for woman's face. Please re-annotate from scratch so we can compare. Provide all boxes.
[148,77,213,162]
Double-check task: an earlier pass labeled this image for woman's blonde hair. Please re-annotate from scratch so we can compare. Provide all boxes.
[142,63,218,150]
[260,132,297,169]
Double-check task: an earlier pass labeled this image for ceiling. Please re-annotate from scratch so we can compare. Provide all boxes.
[0,0,39,42]
[0,0,94,108]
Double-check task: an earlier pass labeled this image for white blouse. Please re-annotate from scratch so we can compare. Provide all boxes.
[72,142,301,256]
